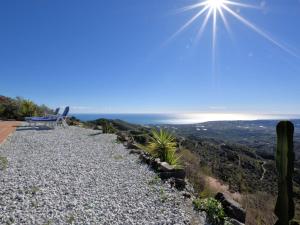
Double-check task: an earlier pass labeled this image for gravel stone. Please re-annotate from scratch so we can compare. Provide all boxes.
[0,125,207,224]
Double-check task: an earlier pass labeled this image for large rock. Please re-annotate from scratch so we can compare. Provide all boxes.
[139,153,152,164]
[138,155,186,188]
[150,158,161,170]
[158,162,175,172]
[157,162,186,179]
[228,218,245,225]
[215,192,246,223]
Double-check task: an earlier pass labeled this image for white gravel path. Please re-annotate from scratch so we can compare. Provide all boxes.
[0,125,206,225]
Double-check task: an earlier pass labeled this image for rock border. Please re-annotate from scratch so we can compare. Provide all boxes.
[215,192,246,224]
[137,152,186,190]
[117,131,247,224]
[117,132,187,190]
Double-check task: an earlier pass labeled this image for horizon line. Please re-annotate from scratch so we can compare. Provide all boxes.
[70,112,300,116]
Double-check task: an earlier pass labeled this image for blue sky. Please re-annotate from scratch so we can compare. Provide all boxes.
[0,0,300,114]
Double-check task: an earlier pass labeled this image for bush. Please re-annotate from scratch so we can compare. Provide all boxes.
[0,95,53,120]
[17,99,37,118]
[193,197,226,225]
[0,96,18,119]
[102,121,116,134]
[67,116,81,126]
[137,129,181,167]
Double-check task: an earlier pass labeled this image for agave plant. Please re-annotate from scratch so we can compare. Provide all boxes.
[137,129,181,167]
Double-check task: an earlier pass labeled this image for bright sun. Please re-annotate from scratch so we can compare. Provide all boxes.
[206,0,226,10]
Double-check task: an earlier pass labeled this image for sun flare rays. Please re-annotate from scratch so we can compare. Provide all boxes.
[171,0,298,60]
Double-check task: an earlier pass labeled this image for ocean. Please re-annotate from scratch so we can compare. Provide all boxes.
[71,113,300,125]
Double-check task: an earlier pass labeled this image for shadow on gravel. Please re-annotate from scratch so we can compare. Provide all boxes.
[16,126,53,131]
[88,132,103,136]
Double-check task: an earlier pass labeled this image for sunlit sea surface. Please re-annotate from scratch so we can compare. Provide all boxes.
[71,113,300,125]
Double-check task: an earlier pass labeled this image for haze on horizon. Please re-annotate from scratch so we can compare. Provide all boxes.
[0,0,300,115]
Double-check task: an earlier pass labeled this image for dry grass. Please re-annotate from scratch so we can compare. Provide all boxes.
[242,192,277,225]
[178,148,207,196]
[178,148,281,225]
[179,148,239,199]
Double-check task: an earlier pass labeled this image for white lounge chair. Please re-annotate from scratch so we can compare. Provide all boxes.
[28,107,69,128]
[25,107,60,121]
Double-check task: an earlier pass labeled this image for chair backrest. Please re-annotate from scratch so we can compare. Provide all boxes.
[54,108,60,115]
[61,106,69,117]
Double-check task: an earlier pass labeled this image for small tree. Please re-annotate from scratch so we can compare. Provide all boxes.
[0,96,18,119]
[18,99,37,118]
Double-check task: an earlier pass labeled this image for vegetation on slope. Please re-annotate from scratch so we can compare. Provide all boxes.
[193,197,228,225]
[0,95,53,120]
[86,118,300,224]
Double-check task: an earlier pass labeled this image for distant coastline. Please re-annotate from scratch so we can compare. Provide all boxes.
[71,113,300,125]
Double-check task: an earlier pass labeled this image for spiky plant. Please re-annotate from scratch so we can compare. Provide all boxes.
[137,129,181,167]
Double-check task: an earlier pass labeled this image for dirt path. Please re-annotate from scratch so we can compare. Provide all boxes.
[205,176,242,202]
[0,121,21,144]
[260,161,267,181]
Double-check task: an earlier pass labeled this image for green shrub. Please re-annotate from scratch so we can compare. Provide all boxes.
[193,197,225,225]
[0,95,53,120]
[17,99,37,117]
[137,129,181,167]
[0,96,18,119]
[102,121,116,134]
